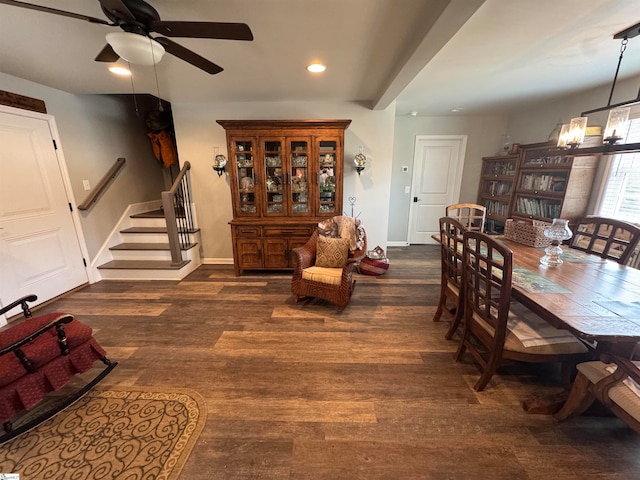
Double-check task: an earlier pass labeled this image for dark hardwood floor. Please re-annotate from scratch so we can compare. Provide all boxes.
[21,245,640,479]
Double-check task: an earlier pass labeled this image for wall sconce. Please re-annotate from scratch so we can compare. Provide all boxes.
[212,147,227,177]
[354,146,367,175]
[604,107,631,144]
[567,116,588,148]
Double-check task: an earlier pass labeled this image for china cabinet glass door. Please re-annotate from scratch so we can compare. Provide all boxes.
[233,138,257,216]
[289,138,310,215]
[316,139,338,214]
[263,138,284,216]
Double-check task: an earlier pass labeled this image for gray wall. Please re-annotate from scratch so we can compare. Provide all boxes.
[0,73,165,258]
[506,76,640,217]
[388,114,508,243]
[507,76,640,144]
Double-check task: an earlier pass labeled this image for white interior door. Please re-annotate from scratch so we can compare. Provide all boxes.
[408,135,467,244]
[0,109,88,323]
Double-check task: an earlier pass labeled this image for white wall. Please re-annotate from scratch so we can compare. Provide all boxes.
[0,73,165,258]
[389,114,508,243]
[171,101,396,261]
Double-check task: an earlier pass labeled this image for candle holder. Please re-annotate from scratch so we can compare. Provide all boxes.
[354,146,366,175]
[212,147,227,177]
[540,219,573,267]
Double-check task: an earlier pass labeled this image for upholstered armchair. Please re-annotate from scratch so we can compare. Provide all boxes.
[291,216,366,311]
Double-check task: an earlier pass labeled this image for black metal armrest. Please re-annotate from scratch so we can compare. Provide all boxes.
[0,294,38,318]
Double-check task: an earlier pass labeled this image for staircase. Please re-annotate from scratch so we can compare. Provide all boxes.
[96,206,202,280]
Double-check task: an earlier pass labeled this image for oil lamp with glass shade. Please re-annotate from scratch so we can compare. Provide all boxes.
[354,145,366,175]
[212,147,227,177]
[540,219,573,267]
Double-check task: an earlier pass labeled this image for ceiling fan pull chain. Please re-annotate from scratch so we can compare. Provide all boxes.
[150,37,163,111]
[128,61,140,116]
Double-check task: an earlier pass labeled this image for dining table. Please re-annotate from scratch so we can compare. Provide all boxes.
[499,237,640,358]
[433,231,640,413]
[492,237,640,413]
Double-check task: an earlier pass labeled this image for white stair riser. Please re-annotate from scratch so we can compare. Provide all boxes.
[119,233,169,243]
[98,252,201,281]
[129,217,167,228]
[98,269,187,280]
[96,204,202,281]
[110,250,174,261]
[120,233,199,243]
[110,246,199,260]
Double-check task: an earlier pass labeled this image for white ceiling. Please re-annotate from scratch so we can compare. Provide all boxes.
[1,0,640,116]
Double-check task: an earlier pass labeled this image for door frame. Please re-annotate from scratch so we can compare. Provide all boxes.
[407,134,467,244]
[0,105,93,302]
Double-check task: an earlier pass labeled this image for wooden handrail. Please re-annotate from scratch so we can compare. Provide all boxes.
[161,161,193,265]
[77,158,126,211]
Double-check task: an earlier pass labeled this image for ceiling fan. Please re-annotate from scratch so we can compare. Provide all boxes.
[0,0,254,74]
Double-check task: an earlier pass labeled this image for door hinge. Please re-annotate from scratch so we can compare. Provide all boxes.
[68,202,73,212]
[82,258,87,267]
[52,139,57,150]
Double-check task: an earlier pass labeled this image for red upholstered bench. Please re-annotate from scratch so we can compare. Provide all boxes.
[0,294,117,443]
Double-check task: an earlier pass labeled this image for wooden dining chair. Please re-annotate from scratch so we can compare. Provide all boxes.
[555,354,640,434]
[455,231,590,391]
[569,216,640,265]
[432,217,466,340]
[445,203,486,233]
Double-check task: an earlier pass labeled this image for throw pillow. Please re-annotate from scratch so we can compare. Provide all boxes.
[315,236,350,268]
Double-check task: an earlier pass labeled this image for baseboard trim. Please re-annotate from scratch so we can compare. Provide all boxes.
[387,241,410,247]
[203,258,235,265]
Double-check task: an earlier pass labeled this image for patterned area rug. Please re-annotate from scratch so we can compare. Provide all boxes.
[0,387,206,480]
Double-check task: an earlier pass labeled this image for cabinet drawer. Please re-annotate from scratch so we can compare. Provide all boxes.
[235,226,261,237]
[264,226,313,237]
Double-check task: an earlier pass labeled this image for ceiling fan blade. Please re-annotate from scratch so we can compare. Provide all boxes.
[0,0,110,25]
[98,0,135,22]
[155,37,223,74]
[94,44,120,63]
[151,21,253,41]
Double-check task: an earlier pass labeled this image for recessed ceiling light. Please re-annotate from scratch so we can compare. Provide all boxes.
[450,107,464,113]
[307,63,326,73]
[408,111,418,116]
[109,66,131,76]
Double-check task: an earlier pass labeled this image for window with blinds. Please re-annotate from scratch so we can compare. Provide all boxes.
[597,109,640,224]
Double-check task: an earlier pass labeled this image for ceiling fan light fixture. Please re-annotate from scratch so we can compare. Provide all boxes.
[108,65,132,76]
[307,63,326,73]
[106,32,165,66]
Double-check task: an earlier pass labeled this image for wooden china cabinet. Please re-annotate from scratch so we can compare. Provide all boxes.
[217,119,351,275]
